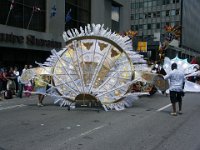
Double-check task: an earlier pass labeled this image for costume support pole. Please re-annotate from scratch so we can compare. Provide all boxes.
[27,11,34,29]
[5,9,12,25]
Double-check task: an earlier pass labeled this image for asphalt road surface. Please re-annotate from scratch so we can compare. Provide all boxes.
[0,92,200,150]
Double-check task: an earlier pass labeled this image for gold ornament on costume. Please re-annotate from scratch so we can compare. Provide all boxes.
[98,42,108,51]
[111,49,119,58]
[83,42,93,50]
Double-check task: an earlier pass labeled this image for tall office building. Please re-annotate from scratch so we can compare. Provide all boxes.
[130,0,181,60]
[181,0,200,58]
[0,0,130,68]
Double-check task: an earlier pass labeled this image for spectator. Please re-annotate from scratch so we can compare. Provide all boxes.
[0,68,5,100]
[13,66,20,93]
[1,68,8,92]
[18,64,28,98]
[22,65,28,73]
[6,67,16,95]
[24,64,34,97]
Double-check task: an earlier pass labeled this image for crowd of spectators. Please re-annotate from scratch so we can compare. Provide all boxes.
[0,64,33,100]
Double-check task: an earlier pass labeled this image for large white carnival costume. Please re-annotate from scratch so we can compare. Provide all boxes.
[21,24,156,111]
[163,56,200,92]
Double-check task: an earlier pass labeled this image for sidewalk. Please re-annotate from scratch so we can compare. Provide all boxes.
[0,93,37,102]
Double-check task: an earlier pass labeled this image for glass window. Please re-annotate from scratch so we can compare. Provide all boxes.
[135,13,139,19]
[156,23,160,29]
[111,5,120,22]
[135,25,139,30]
[166,22,170,26]
[131,25,134,30]
[148,2,152,7]
[139,24,143,30]
[171,10,176,16]
[139,2,144,8]
[131,14,135,20]
[77,0,90,10]
[157,0,162,6]
[65,0,91,30]
[145,13,148,18]
[144,2,148,7]
[111,4,120,32]
[162,0,170,5]
[166,10,170,16]
[176,9,180,15]
[170,22,175,26]
[153,12,157,18]
[172,0,180,3]
[131,3,135,9]
[161,22,166,28]
[143,24,147,30]
[156,11,160,17]
[0,0,46,32]
[147,24,151,30]
[152,23,156,29]
[148,12,152,18]
[161,11,166,16]
[135,2,139,9]
[175,21,180,25]
[172,0,176,3]
[139,13,144,19]
[166,0,170,4]
[153,1,157,6]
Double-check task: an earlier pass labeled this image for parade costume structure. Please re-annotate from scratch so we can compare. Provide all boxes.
[163,56,200,92]
[21,24,152,111]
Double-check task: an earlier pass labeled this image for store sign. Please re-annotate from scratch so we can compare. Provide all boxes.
[0,32,62,48]
[0,32,24,44]
[26,35,61,48]
[137,42,147,52]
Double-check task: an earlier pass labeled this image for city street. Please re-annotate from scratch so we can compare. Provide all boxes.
[0,93,200,150]
[1,0,200,150]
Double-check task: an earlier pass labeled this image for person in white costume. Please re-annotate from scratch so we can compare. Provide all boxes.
[164,63,185,116]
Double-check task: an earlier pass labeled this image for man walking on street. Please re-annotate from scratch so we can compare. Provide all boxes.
[164,63,185,116]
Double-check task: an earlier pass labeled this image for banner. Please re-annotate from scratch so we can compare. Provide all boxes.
[137,42,147,52]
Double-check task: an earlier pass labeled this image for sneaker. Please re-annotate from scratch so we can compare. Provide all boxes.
[178,111,182,115]
[37,103,44,107]
[170,112,177,116]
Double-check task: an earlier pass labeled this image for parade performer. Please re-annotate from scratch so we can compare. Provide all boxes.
[163,56,200,93]
[34,75,50,107]
[164,63,185,116]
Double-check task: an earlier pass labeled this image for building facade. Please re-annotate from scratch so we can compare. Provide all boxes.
[91,0,130,32]
[0,0,65,68]
[65,0,130,32]
[130,0,181,60]
[0,0,130,69]
[181,0,200,57]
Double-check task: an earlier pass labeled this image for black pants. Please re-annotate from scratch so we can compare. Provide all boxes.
[170,91,182,103]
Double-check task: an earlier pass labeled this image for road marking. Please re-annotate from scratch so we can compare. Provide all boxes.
[66,125,105,142]
[0,104,26,111]
[157,104,172,111]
